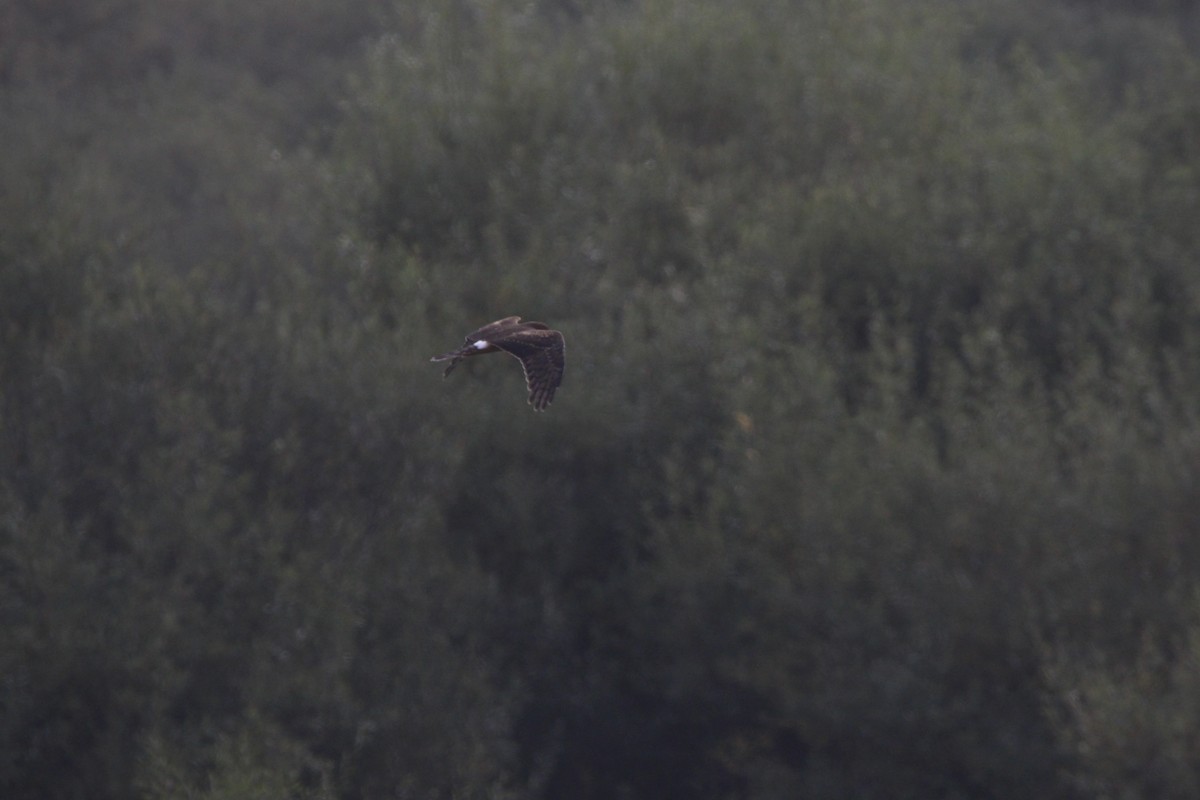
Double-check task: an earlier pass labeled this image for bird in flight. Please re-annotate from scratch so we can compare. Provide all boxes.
[431,316,565,411]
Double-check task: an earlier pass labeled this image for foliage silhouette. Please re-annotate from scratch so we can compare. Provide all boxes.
[3,0,1200,798]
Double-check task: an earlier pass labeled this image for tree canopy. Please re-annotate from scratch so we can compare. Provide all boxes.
[4,0,1200,797]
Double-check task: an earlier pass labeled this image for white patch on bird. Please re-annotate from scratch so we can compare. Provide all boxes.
[473,340,490,350]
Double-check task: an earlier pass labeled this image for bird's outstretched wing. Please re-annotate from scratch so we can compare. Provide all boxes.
[462,316,523,347]
[491,326,565,411]
[431,317,522,376]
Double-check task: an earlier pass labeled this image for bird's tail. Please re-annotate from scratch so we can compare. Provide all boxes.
[430,350,467,377]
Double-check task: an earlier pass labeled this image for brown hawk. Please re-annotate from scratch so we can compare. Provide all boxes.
[430,316,565,411]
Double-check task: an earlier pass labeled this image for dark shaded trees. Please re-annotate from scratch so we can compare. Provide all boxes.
[4,0,1200,798]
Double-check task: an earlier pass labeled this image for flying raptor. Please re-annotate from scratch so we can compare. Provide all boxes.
[431,316,565,411]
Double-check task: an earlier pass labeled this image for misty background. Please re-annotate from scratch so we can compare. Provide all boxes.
[4,0,1200,797]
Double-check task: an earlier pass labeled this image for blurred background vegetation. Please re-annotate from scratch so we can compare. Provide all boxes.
[3,0,1200,797]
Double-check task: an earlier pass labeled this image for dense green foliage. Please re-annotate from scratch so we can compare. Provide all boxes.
[4,0,1200,797]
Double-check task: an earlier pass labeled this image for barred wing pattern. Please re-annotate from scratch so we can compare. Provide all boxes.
[491,328,565,411]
